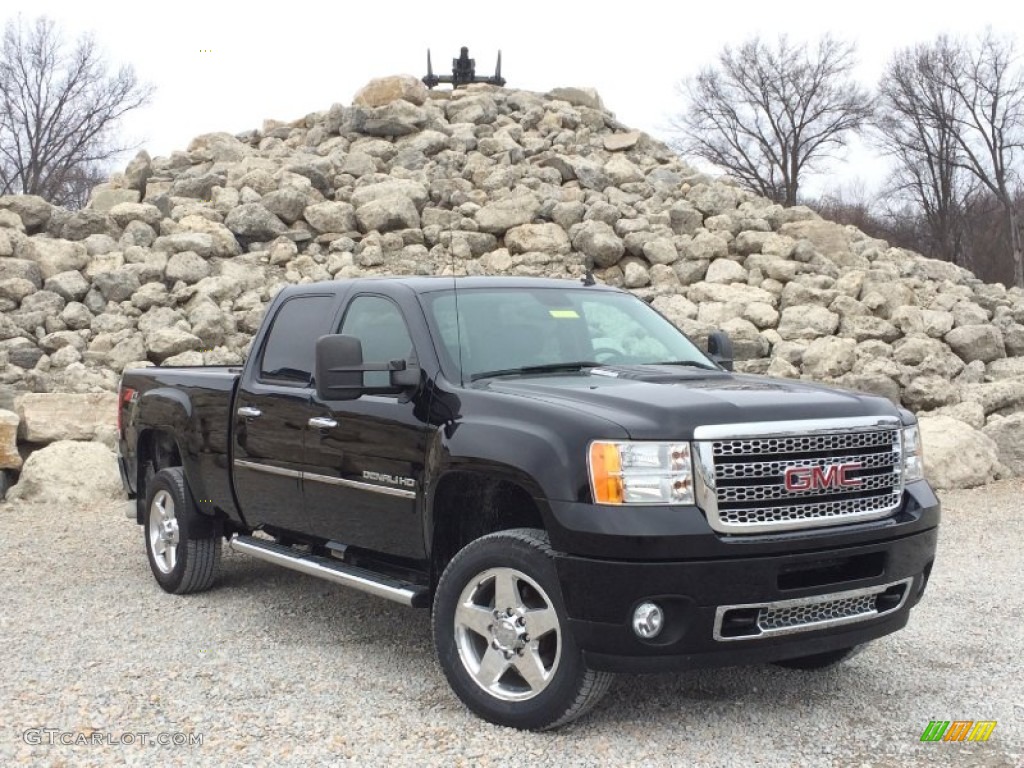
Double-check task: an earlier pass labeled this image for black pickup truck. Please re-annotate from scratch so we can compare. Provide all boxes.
[118,276,939,730]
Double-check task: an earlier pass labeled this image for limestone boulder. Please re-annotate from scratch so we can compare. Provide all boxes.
[800,337,857,379]
[918,415,1000,489]
[8,440,123,504]
[572,220,625,268]
[16,393,117,443]
[945,325,1006,364]
[0,409,20,469]
[353,75,429,107]
[475,193,541,235]
[982,414,1024,476]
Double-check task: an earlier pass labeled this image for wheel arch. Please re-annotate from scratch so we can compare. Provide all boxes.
[426,467,551,588]
[134,428,184,523]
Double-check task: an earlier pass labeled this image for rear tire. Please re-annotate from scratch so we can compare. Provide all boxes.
[432,528,613,730]
[774,644,862,670]
[144,467,221,594]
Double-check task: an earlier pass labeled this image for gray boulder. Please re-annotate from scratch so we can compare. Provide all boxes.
[982,414,1024,476]
[945,325,1006,364]
[0,194,53,231]
[505,223,570,255]
[800,337,856,379]
[124,150,153,191]
[225,204,287,240]
[15,392,117,443]
[261,187,311,224]
[304,202,357,233]
[918,415,1000,489]
[355,194,420,233]
[572,220,625,268]
[8,440,123,503]
[145,328,202,362]
[475,193,540,235]
[93,269,141,302]
[26,238,88,279]
[776,305,840,340]
[165,251,211,284]
[43,271,90,302]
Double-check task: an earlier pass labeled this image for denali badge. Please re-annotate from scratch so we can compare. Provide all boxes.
[362,470,416,488]
[784,463,862,492]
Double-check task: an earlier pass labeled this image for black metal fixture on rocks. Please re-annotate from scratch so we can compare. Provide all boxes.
[423,46,505,89]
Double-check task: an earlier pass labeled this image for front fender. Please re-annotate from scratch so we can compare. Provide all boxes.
[437,417,582,503]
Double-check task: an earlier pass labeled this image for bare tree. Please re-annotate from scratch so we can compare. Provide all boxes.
[0,15,152,208]
[937,31,1024,287]
[874,39,977,267]
[671,35,873,206]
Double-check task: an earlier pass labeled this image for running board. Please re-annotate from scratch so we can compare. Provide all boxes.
[229,535,429,608]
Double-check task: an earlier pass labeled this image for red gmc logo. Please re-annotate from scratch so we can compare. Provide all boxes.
[784,463,863,492]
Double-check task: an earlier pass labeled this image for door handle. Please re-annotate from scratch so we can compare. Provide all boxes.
[308,417,338,429]
[237,406,262,419]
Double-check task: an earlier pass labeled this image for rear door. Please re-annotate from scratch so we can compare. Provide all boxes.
[302,291,434,560]
[232,293,337,534]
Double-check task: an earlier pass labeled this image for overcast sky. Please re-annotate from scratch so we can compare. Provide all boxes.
[5,0,1024,197]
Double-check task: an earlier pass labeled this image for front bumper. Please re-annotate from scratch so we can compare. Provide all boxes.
[554,523,937,673]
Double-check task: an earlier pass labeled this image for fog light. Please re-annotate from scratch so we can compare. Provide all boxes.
[632,602,664,639]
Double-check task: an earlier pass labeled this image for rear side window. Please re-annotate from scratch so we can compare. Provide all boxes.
[260,296,334,384]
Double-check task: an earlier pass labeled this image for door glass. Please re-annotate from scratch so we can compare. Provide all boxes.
[339,296,415,388]
[260,295,333,385]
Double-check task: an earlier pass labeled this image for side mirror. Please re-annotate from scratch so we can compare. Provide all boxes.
[315,335,365,401]
[314,334,422,401]
[707,330,734,371]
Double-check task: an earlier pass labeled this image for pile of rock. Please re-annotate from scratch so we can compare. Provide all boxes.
[1,74,1023,490]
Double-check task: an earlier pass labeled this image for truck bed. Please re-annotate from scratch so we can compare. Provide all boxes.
[120,365,243,522]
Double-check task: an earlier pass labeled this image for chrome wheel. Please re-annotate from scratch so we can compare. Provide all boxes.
[454,566,562,702]
[147,489,179,574]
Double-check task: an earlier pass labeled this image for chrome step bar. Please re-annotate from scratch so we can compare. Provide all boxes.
[229,535,429,608]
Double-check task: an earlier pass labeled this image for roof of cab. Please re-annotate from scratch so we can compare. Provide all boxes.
[273,275,625,299]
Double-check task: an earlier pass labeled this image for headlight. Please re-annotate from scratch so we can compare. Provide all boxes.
[588,441,694,505]
[903,425,925,482]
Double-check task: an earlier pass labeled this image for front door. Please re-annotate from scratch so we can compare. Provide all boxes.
[233,293,335,534]
[303,294,432,560]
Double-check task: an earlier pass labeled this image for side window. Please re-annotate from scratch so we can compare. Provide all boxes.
[259,296,333,384]
[339,296,415,388]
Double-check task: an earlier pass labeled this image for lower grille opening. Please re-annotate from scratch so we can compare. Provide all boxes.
[713,578,913,641]
[777,552,886,591]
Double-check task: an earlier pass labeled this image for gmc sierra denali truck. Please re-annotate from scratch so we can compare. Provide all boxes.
[118,276,939,730]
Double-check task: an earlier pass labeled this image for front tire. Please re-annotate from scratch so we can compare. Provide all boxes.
[432,528,612,730]
[144,467,221,594]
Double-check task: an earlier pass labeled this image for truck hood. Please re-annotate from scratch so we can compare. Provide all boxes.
[481,365,903,439]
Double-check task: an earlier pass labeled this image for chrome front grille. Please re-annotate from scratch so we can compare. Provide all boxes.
[717,470,899,503]
[713,578,914,641]
[758,593,876,631]
[713,430,896,457]
[693,417,905,534]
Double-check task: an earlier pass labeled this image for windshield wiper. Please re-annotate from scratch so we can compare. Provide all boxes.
[470,361,602,382]
[647,360,719,370]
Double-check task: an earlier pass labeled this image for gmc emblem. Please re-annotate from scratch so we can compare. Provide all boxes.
[784,463,862,492]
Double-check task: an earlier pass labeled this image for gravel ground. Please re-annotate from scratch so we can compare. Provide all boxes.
[1,481,1022,768]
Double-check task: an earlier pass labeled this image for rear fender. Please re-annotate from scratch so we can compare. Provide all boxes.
[134,388,214,522]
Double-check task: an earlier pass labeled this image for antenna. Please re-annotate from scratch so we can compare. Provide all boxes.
[582,255,596,286]
[450,208,465,386]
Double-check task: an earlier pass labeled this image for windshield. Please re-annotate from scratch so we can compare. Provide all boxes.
[419,286,714,382]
